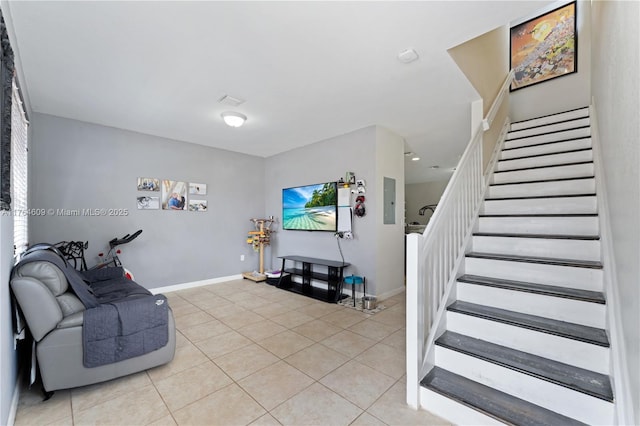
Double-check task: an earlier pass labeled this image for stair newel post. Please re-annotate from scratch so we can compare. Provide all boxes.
[405,232,422,409]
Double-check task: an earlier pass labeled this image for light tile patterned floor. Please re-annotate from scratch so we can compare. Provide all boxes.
[14,279,449,426]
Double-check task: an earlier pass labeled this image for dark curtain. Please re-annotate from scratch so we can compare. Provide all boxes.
[0,11,12,210]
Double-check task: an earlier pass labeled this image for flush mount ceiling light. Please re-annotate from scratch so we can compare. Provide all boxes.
[221,111,247,128]
[411,157,421,161]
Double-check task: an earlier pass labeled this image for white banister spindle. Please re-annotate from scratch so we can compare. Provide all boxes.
[406,71,514,408]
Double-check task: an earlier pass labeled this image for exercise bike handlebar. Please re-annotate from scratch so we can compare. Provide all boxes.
[108,229,143,248]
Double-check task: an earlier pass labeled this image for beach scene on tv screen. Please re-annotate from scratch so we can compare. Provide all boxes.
[282,182,337,231]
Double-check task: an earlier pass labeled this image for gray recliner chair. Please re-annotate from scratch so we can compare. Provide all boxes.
[11,256,176,392]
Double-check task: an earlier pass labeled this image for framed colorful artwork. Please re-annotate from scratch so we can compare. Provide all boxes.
[510,2,577,91]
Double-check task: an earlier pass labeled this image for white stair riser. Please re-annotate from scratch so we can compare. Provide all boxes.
[497,150,593,172]
[477,216,599,236]
[482,196,597,215]
[419,386,505,426]
[446,311,610,374]
[504,127,591,149]
[434,347,613,425]
[507,118,591,140]
[492,163,594,185]
[457,282,606,328]
[471,235,600,262]
[488,179,595,199]
[510,108,589,131]
[464,257,603,291]
[501,138,592,160]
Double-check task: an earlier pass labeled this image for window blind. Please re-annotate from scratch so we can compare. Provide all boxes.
[11,78,28,256]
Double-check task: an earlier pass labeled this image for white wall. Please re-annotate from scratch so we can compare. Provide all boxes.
[510,0,592,121]
[590,1,640,423]
[265,126,379,293]
[375,126,405,298]
[0,215,17,426]
[29,113,265,288]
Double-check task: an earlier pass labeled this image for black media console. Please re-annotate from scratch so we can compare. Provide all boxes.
[277,255,350,303]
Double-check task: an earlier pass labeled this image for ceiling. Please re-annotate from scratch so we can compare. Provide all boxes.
[5,1,549,183]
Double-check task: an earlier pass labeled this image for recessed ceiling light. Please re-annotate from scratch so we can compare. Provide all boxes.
[221,111,247,127]
[411,157,420,161]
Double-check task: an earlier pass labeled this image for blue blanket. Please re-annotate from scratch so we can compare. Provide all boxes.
[14,249,169,368]
[83,295,169,367]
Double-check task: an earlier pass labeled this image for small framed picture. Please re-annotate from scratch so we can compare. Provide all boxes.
[137,196,160,210]
[188,199,208,212]
[189,183,207,195]
[137,177,160,192]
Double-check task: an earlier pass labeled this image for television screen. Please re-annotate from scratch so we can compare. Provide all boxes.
[282,182,338,231]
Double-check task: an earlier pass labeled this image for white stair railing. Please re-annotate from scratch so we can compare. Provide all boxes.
[406,71,514,408]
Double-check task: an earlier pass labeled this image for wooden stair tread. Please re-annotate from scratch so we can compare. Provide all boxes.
[494,161,593,174]
[490,176,595,187]
[473,232,600,240]
[485,193,596,201]
[466,252,602,269]
[506,125,590,142]
[421,367,587,426]
[479,213,597,218]
[447,301,609,347]
[510,107,589,130]
[502,136,591,152]
[436,332,613,402]
[457,274,605,304]
[498,147,592,163]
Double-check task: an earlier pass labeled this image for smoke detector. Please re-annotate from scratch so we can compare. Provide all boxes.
[218,94,245,107]
[398,48,419,64]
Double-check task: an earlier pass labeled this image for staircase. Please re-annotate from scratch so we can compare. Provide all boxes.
[419,107,615,425]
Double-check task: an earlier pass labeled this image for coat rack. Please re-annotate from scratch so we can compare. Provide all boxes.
[242,217,274,282]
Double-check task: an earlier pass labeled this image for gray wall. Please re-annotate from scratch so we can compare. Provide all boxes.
[405,180,450,226]
[510,0,592,121]
[591,1,640,422]
[264,125,406,298]
[29,113,265,288]
[265,126,380,293]
[374,126,405,298]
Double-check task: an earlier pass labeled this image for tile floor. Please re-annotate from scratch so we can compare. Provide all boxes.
[14,279,449,426]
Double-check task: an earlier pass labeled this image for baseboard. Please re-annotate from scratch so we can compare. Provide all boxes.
[7,371,22,426]
[149,274,243,294]
[150,274,405,305]
[376,285,405,301]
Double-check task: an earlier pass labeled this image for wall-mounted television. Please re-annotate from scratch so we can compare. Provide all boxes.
[282,182,337,232]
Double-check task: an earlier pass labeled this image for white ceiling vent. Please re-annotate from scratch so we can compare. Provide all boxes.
[218,95,245,107]
[397,48,419,64]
